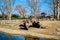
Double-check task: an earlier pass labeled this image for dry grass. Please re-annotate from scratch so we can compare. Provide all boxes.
[0,20,60,36]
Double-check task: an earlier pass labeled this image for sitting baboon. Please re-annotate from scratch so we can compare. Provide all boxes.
[19,21,28,30]
[28,18,40,28]
[29,21,40,28]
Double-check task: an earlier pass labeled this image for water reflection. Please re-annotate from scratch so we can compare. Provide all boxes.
[12,36,25,40]
[0,32,57,40]
[0,32,25,40]
[39,38,46,40]
[0,32,11,40]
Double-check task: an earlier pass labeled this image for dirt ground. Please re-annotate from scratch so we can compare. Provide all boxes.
[0,20,60,36]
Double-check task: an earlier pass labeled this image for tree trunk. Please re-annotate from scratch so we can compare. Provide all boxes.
[57,1,60,20]
[8,13,11,20]
[23,13,25,18]
[53,0,57,20]
[2,12,5,20]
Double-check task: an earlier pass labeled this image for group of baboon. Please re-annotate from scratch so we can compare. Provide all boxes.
[19,18,40,30]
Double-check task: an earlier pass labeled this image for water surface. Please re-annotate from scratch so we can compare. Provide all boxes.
[0,32,57,40]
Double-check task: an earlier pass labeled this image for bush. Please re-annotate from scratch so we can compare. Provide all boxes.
[11,14,20,19]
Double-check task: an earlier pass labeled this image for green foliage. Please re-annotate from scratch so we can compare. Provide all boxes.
[41,12,46,18]
[0,15,8,20]
[11,14,20,20]
[41,12,46,16]
[0,14,27,20]
[0,15,2,18]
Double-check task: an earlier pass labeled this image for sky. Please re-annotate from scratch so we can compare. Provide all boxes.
[14,0,54,15]
[0,0,54,15]
[40,0,54,15]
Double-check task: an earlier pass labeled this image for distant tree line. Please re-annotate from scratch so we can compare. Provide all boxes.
[0,12,59,20]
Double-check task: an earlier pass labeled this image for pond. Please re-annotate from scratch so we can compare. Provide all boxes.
[0,32,57,40]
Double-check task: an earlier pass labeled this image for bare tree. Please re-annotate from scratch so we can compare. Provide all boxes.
[4,0,15,20]
[26,0,40,17]
[45,0,54,18]
[16,4,26,18]
[53,0,58,20]
[53,0,60,20]
[0,0,5,19]
[0,0,15,20]
[57,0,60,20]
